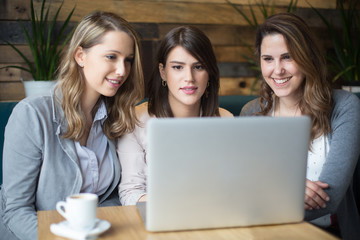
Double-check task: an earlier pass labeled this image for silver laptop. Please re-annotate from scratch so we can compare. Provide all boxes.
[137,116,310,232]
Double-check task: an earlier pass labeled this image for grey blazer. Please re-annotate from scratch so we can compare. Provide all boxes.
[240,89,360,240]
[0,92,121,240]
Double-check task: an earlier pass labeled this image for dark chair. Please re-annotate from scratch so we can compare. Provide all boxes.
[353,93,360,215]
[0,102,18,186]
[218,95,258,116]
[355,158,360,216]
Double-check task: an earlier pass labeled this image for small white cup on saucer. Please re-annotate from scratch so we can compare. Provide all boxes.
[56,193,98,232]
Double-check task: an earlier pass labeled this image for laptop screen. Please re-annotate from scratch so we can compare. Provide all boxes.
[143,116,310,232]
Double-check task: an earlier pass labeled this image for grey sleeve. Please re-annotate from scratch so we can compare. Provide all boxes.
[1,101,43,240]
[305,92,360,220]
[239,98,262,116]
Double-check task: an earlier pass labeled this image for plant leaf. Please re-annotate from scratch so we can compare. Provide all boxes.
[3,0,75,80]
[0,65,33,74]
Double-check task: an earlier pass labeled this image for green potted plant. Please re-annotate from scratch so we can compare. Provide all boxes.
[1,0,75,97]
[311,0,360,92]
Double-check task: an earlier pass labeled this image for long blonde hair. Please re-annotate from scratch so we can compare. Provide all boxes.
[255,13,333,141]
[56,11,144,140]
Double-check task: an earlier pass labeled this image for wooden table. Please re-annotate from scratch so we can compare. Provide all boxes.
[38,206,339,240]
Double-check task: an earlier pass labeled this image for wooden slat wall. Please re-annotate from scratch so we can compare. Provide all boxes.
[0,0,338,101]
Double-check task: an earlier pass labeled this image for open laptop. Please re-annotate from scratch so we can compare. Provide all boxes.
[137,116,311,232]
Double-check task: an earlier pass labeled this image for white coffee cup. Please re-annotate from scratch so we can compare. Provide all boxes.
[56,193,98,231]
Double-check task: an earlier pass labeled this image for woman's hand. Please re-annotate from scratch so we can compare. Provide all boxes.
[305,179,330,210]
[138,194,147,202]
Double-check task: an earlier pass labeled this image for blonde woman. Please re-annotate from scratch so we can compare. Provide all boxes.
[0,11,144,240]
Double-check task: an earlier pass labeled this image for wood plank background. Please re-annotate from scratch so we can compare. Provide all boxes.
[0,0,340,101]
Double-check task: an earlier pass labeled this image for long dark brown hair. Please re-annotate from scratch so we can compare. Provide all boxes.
[255,13,333,141]
[147,26,220,117]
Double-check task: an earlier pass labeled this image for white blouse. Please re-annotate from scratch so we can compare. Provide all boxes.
[307,135,331,227]
[307,135,330,181]
[75,101,114,196]
[271,105,331,227]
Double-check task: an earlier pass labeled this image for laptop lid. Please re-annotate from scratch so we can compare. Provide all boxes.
[141,116,310,232]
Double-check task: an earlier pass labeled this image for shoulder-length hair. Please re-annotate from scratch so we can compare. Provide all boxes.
[254,13,333,141]
[148,25,220,117]
[56,11,144,140]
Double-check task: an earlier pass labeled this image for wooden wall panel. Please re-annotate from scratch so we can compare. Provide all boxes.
[27,1,336,26]
[0,65,22,81]
[0,21,158,44]
[0,45,32,63]
[214,46,253,62]
[0,0,343,101]
[220,77,259,95]
[68,0,337,10]
[158,24,255,45]
[218,62,259,77]
[0,0,30,20]
[0,82,25,101]
[61,1,251,25]
[0,63,29,101]
[229,0,336,9]
[0,62,32,77]
[0,0,338,22]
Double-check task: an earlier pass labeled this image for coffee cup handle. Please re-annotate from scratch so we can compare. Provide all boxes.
[56,201,68,219]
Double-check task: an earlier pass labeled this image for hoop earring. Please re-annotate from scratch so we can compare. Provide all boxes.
[162,80,167,87]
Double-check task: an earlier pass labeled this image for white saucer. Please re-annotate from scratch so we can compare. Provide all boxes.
[50,218,111,240]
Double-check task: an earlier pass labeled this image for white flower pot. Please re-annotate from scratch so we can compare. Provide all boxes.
[23,80,57,97]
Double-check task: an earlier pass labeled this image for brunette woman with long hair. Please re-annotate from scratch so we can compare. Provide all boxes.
[240,13,360,239]
[117,26,233,206]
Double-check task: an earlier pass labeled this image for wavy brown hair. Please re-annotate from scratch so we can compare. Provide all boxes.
[148,26,220,117]
[56,11,144,140]
[254,13,333,141]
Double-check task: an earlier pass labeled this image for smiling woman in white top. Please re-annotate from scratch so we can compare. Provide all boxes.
[117,26,233,206]
[240,13,360,240]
